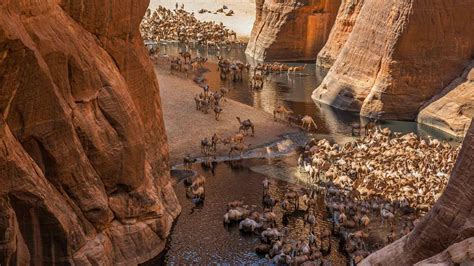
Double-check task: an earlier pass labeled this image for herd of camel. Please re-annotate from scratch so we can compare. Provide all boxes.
[214,126,458,264]
[140,6,240,48]
[143,11,460,264]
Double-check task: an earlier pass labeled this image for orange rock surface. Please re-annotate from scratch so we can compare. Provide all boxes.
[246,0,341,61]
[418,61,473,138]
[0,0,180,264]
[313,0,473,121]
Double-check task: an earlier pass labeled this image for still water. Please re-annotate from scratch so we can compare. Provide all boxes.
[157,42,459,143]
[149,43,462,264]
[160,158,346,265]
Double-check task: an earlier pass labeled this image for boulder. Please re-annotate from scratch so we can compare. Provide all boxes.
[418,61,474,138]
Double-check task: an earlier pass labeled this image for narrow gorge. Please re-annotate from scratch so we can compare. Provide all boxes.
[247,0,473,138]
[0,0,473,264]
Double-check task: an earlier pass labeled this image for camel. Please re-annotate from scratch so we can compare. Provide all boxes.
[288,64,307,74]
[261,228,282,243]
[230,64,243,82]
[273,106,293,121]
[220,87,229,101]
[236,117,255,136]
[301,115,317,131]
[179,51,192,63]
[228,143,251,158]
[239,218,262,233]
[223,207,249,224]
[194,94,203,110]
[191,185,205,200]
[251,73,264,90]
[214,105,223,121]
[263,194,279,211]
[227,200,244,211]
[183,154,196,170]
[285,191,299,210]
[200,137,212,155]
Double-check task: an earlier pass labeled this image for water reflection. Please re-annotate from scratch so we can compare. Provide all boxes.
[164,158,347,265]
[157,42,459,142]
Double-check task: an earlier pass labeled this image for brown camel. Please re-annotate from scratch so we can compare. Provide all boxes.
[301,115,317,131]
[273,106,293,121]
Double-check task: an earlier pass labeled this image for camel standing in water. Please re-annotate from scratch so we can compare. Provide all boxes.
[273,106,293,121]
[251,73,264,90]
[288,64,307,75]
[301,115,317,131]
[179,51,192,63]
[229,143,251,158]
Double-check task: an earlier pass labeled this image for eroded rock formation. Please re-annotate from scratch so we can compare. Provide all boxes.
[418,61,474,138]
[316,0,364,69]
[313,0,473,122]
[246,0,341,61]
[361,121,474,265]
[0,0,180,264]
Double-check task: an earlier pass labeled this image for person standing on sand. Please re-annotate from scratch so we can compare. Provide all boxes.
[175,3,178,10]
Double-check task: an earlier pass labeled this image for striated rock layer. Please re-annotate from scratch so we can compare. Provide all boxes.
[313,0,474,121]
[0,0,180,264]
[418,61,474,138]
[246,0,341,61]
[316,0,364,69]
[361,120,474,265]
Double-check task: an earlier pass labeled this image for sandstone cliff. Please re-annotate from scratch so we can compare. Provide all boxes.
[316,0,364,69]
[0,0,180,264]
[246,0,341,61]
[361,121,474,265]
[313,0,473,121]
[417,61,473,138]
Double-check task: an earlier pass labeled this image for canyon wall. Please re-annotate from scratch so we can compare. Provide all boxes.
[0,0,180,264]
[417,61,474,138]
[312,0,473,129]
[316,0,364,69]
[246,0,341,61]
[361,120,474,265]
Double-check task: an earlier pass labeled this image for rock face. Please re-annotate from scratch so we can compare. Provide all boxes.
[417,61,474,138]
[361,121,474,265]
[313,0,474,121]
[0,0,180,264]
[316,0,364,69]
[246,0,341,61]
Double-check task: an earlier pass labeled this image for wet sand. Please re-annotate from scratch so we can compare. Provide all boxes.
[156,68,299,165]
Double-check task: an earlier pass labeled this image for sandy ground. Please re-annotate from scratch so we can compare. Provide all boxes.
[148,0,256,39]
[156,68,298,165]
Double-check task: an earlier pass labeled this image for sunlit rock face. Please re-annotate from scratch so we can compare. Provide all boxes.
[0,0,180,264]
[361,121,474,265]
[316,0,364,69]
[313,0,473,122]
[246,0,341,61]
[418,61,474,138]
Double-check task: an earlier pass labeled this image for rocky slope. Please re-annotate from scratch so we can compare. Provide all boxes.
[312,0,473,124]
[246,0,341,61]
[361,121,474,265]
[0,0,180,264]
